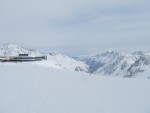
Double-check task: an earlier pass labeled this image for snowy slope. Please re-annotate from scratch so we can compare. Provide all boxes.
[76,50,150,78]
[34,52,89,72]
[0,43,42,56]
[0,63,150,113]
[0,43,89,72]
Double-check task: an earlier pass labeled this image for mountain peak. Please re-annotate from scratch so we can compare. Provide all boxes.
[49,51,60,56]
[0,43,42,56]
[100,50,121,59]
[106,50,115,53]
[76,50,150,78]
[132,51,145,56]
[3,43,19,46]
[0,43,89,73]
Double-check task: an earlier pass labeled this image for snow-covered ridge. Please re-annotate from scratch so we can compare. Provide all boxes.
[0,43,89,73]
[35,52,89,72]
[2,43,150,78]
[0,43,42,56]
[76,50,150,78]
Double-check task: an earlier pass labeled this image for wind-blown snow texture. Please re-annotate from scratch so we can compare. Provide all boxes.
[76,50,150,78]
[0,63,150,113]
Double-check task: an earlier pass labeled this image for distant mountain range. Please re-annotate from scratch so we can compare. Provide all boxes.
[76,50,150,78]
[1,43,150,78]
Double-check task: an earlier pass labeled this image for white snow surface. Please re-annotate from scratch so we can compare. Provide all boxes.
[0,43,42,56]
[0,43,89,72]
[77,50,150,78]
[34,52,89,72]
[0,63,150,113]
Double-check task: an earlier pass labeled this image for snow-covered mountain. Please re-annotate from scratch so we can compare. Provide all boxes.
[35,52,89,72]
[0,43,89,73]
[76,50,150,78]
[0,43,42,56]
[2,43,150,77]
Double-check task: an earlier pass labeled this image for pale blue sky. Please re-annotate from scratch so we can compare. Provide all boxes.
[0,0,150,56]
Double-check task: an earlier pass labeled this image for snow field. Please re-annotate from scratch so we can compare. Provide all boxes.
[0,63,150,113]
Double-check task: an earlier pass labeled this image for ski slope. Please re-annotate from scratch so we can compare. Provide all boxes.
[0,63,150,113]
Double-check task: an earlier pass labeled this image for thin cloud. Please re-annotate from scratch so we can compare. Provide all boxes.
[0,0,150,55]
